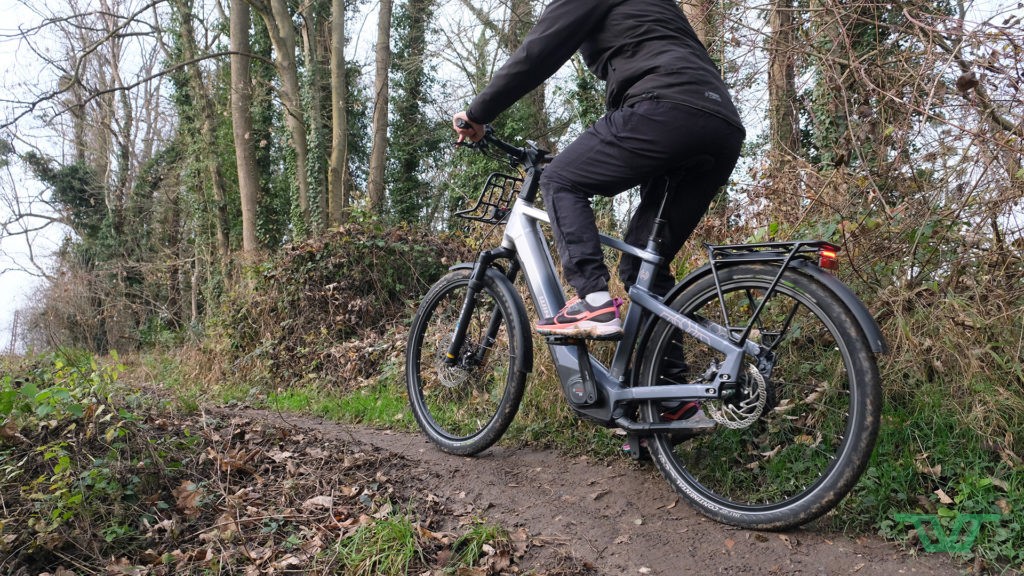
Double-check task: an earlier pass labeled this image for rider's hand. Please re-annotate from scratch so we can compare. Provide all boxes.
[452,112,484,144]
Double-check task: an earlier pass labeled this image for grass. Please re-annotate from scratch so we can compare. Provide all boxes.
[451,521,510,568]
[333,513,420,576]
[833,382,1024,568]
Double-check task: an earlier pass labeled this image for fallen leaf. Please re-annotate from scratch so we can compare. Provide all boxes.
[172,481,203,517]
[934,489,954,505]
[0,420,28,444]
[511,527,530,558]
[301,495,334,510]
[614,534,631,544]
[914,454,942,477]
[267,450,295,463]
[794,434,815,445]
[996,499,1011,514]
[199,512,241,543]
[306,447,329,458]
[415,524,453,544]
[725,538,735,551]
[778,534,794,550]
[208,446,259,473]
[373,501,394,519]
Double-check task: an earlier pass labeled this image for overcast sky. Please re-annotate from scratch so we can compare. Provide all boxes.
[0,0,58,352]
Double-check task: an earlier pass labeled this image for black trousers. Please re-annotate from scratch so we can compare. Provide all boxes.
[540,100,744,297]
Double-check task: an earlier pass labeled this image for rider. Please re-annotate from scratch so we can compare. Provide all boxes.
[453,0,745,339]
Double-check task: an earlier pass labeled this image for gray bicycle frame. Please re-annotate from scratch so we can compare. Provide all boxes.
[500,194,763,412]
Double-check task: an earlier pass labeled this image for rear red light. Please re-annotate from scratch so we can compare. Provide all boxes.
[819,248,839,272]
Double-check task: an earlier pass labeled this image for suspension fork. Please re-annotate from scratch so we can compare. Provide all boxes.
[471,259,520,365]
[443,247,518,366]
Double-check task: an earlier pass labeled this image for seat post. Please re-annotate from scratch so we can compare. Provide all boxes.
[644,174,677,256]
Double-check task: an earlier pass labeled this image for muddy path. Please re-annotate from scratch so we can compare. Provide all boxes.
[223,407,966,576]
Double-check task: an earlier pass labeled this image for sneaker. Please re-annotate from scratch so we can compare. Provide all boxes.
[660,400,700,421]
[662,400,716,444]
[536,296,624,339]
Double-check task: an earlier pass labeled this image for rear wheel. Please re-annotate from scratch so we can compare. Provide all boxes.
[640,263,881,529]
[406,269,528,456]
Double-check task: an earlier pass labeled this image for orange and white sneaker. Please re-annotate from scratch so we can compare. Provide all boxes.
[536,296,624,339]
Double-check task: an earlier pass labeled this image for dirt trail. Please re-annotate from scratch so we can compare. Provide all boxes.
[228,407,965,576]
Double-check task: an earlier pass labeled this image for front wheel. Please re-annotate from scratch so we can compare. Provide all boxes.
[406,268,530,456]
[639,263,882,529]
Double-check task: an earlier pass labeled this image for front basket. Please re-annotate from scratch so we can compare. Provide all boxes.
[455,172,522,224]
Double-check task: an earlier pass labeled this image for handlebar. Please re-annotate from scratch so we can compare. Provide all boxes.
[455,119,542,167]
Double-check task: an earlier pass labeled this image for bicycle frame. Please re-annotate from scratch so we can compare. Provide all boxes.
[501,189,758,427]
[444,150,766,432]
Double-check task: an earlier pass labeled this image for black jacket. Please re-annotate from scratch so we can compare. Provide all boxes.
[466,0,743,131]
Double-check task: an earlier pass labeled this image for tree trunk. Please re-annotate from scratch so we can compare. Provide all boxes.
[679,0,717,48]
[173,0,230,262]
[768,0,801,156]
[300,1,330,231]
[231,0,260,253]
[328,0,349,225]
[250,0,313,233]
[367,0,393,215]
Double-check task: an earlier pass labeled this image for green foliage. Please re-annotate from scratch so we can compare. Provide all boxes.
[0,350,120,425]
[0,351,177,567]
[21,154,106,239]
[388,0,447,225]
[343,60,373,195]
[250,15,292,248]
[563,53,605,129]
[854,409,1024,567]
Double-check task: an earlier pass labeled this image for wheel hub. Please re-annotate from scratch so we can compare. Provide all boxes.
[707,365,770,429]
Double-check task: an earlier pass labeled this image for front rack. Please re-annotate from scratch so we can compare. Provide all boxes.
[455,172,522,224]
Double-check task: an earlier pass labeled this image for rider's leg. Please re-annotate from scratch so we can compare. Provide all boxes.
[616,110,744,296]
[537,102,742,337]
[542,103,741,293]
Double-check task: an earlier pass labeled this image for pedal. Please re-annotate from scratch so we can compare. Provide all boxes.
[543,335,587,346]
[542,333,621,344]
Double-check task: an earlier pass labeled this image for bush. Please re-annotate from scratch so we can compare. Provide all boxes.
[208,223,473,391]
